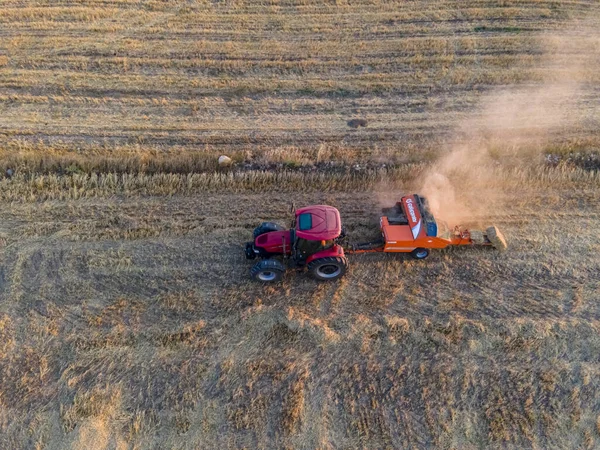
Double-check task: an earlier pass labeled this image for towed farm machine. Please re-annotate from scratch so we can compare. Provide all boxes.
[245,194,507,282]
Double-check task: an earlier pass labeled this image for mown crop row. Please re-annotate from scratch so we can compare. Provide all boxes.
[0,164,595,201]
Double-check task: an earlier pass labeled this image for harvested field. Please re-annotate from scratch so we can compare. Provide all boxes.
[1,1,600,449]
[0,0,599,173]
[0,171,600,448]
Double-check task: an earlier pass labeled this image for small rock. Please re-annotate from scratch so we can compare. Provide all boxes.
[218,155,232,166]
[347,119,368,128]
[5,168,14,178]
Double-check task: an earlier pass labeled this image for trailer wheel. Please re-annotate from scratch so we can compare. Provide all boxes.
[410,248,430,260]
[251,259,286,282]
[253,222,285,239]
[308,256,348,281]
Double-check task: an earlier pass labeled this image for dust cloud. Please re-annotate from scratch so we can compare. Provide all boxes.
[417,21,599,227]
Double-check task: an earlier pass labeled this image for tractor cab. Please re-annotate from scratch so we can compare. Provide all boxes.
[292,205,342,261]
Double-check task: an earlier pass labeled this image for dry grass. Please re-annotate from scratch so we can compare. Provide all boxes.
[1,1,600,449]
[0,0,599,174]
[0,163,594,202]
[0,181,599,449]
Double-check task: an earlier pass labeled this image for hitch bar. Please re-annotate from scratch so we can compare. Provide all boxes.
[346,239,386,254]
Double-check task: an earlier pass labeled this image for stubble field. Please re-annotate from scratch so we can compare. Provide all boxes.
[1,1,600,449]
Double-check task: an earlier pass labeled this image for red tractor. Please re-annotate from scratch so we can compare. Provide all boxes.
[245,205,348,282]
[245,194,507,282]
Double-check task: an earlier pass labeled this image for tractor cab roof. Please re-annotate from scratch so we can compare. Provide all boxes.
[295,205,341,241]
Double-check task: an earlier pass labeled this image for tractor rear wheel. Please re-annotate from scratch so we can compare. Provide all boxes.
[251,259,286,282]
[410,248,430,260]
[253,222,285,239]
[308,256,348,281]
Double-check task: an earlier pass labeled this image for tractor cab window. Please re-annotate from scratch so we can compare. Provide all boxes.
[298,213,312,231]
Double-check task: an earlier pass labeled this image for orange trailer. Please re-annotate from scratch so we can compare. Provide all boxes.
[348,194,506,259]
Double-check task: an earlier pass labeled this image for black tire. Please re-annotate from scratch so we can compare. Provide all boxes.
[250,259,286,283]
[308,256,348,281]
[245,242,257,260]
[253,222,285,239]
[410,248,430,260]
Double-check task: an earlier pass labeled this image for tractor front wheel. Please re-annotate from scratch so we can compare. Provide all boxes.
[251,259,286,283]
[308,256,348,281]
[410,248,430,260]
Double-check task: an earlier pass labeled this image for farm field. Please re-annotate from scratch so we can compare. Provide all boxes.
[1,172,600,449]
[1,0,600,449]
[0,0,599,172]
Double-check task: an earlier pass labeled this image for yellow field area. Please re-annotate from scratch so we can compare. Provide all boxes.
[1,1,600,449]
